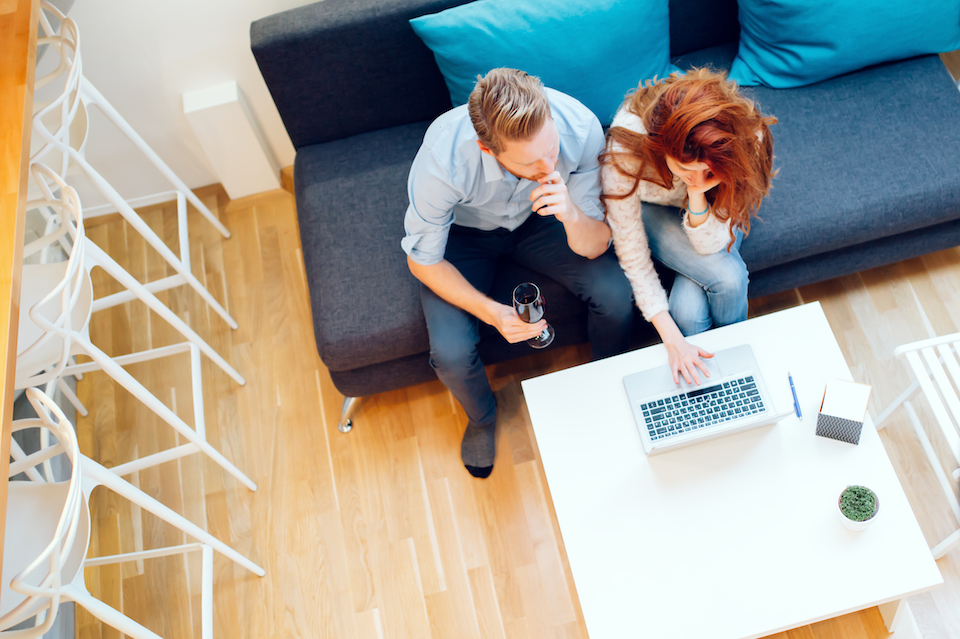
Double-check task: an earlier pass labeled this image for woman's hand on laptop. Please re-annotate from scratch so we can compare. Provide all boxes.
[652,311,715,385]
[666,338,714,385]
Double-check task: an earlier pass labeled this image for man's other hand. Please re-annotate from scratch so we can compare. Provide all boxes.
[530,171,577,224]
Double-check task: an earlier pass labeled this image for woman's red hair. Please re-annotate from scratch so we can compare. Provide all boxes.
[602,68,777,249]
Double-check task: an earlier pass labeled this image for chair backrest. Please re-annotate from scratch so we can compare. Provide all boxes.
[1,389,84,636]
[32,1,83,178]
[16,164,86,389]
[895,333,960,469]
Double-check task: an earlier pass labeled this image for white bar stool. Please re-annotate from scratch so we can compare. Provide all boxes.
[17,165,255,491]
[31,2,238,330]
[2,388,264,638]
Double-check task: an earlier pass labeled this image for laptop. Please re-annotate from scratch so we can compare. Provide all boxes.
[623,344,792,455]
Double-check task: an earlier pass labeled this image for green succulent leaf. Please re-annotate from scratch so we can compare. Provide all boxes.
[840,485,877,522]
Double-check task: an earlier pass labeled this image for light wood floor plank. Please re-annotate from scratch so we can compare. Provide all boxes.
[513,460,576,627]
[424,476,483,639]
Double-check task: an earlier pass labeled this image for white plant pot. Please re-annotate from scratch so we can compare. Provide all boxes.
[838,487,880,532]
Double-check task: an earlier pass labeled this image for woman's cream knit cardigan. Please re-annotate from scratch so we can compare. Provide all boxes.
[601,108,733,321]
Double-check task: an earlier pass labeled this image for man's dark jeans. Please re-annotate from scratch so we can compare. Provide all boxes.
[420,214,634,429]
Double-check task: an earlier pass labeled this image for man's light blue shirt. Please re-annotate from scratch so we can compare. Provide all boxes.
[402,88,606,266]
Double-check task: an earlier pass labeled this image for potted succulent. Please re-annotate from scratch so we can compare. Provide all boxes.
[838,485,880,531]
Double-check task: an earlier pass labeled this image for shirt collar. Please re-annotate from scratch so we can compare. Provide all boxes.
[480,150,510,183]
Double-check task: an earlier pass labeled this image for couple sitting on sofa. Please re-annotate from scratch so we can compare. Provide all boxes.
[402,67,776,478]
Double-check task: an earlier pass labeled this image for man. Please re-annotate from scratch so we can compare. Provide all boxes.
[403,68,633,478]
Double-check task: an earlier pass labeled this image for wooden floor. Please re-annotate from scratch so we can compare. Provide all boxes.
[73,185,960,639]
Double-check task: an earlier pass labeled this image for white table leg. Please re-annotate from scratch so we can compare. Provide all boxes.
[879,599,922,637]
[879,599,904,632]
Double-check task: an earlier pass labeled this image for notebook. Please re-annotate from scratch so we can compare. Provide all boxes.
[623,344,793,455]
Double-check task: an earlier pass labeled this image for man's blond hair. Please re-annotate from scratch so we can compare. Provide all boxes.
[468,68,551,156]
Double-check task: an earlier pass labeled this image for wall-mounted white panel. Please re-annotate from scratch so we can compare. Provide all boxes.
[184,82,279,199]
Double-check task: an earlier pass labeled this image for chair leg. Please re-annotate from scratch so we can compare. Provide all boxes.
[339,396,362,433]
[55,376,88,417]
[74,543,218,638]
[61,585,163,639]
[9,437,46,483]
[903,400,960,559]
[84,240,245,385]
[73,336,257,491]
[64,343,224,480]
[873,379,920,430]
[82,80,231,239]
[932,528,960,560]
[202,544,214,638]
[67,147,238,329]
[83,459,265,576]
[69,355,83,380]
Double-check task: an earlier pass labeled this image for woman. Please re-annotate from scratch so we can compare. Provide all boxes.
[601,68,776,385]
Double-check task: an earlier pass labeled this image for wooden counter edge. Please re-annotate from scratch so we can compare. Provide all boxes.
[0,0,41,583]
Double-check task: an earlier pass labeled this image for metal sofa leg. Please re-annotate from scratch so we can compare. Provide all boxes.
[338,396,362,433]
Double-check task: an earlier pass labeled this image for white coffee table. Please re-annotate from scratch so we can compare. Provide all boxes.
[521,302,942,639]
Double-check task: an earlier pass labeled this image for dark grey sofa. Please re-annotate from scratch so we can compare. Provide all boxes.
[251,0,960,430]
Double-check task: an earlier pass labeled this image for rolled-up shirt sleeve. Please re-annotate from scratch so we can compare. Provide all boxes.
[402,149,462,266]
[564,115,606,222]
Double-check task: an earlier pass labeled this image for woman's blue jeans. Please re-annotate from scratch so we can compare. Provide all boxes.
[642,203,749,337]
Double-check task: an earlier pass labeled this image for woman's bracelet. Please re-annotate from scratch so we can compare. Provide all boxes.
[687,203,709,216]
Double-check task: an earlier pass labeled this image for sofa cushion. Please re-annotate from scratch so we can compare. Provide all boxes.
[729,0,960,88]
[409,0,677,126]
[739,55,960,272]
[295,122,430,371]
[295,121,587,372]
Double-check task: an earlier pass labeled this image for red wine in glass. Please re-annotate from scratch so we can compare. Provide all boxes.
[512,282,555,349]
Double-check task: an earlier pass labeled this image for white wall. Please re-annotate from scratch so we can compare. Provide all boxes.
[53,0,316,207]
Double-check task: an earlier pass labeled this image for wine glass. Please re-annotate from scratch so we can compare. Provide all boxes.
[512,282,555,349]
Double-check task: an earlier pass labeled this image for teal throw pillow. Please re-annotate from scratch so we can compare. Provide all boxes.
[729,0,960,88]
[409,0,678,126]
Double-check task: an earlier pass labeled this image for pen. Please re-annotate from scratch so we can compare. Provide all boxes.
[788,372,802,420]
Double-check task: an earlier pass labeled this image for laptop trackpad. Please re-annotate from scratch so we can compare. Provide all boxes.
[676,356,724,392]
[635,355,725,396]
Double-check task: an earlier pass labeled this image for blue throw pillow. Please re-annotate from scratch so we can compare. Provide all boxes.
[409,0,677,126]
[729,0,960,88]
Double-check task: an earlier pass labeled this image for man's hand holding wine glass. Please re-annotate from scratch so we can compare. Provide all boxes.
[512,282,555,349]
[490,303,546,343]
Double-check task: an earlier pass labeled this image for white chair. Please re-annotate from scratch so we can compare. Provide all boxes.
[17,164,256,491]
[2,388,264,638]
[875,332,960,559]
[30,2,239,330]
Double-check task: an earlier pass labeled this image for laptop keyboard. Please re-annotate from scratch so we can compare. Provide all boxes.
[640,376,765,441]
